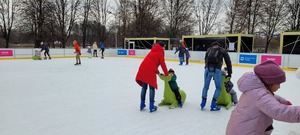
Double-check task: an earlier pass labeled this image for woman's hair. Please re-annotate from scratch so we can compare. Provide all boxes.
[263,83,274,95]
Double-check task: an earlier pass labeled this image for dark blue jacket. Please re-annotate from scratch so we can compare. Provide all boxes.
[204,45,232,75]
[174,45,186,57]
[40,44,49,52]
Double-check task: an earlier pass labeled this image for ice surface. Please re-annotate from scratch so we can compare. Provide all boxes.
[0,57,299,135]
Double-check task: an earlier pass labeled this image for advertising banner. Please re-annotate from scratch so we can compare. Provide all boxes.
[261,55,282,66]
[128,50,136,56]
[239,54,257,64]
[0,49,13,57]
[117,50,127,55]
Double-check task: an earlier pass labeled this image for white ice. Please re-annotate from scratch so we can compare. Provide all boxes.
[0,57,300,135]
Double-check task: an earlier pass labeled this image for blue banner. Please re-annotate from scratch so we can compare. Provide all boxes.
[117,50,127,55]
[239,54,257,64]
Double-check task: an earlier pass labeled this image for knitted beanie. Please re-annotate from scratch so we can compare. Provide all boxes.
[254,60,286,84]
[157,41,165,47]
[168,68,174,73]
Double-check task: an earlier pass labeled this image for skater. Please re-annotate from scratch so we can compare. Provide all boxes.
[136,41,169,113]
[87,46,92,58]
[200,42,232,111]
[174,42,186,65]
[73,40,81,65]
[226,60,300,135]
[185,47,190,65]
[222,67,238,105]
[40,41,51,59]
[92,42,98,57]
[99,42,105,59]
[167,68,183,107]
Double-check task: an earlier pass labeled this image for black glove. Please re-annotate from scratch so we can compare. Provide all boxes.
[226,74,231,79]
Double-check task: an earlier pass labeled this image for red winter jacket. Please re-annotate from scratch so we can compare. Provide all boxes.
[74,43,81,53]
[135,43,169,89]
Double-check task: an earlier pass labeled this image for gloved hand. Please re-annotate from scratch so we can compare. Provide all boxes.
[287,101,292,105]
[226,74,231,78]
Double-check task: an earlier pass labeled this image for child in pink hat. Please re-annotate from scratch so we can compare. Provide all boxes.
[226,60,300,135]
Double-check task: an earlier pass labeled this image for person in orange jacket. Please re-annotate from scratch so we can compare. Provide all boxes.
[73,40,81,65]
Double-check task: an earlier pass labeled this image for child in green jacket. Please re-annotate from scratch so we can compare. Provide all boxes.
[168,68,183,107]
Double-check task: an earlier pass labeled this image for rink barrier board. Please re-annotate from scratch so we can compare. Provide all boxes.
[0,55,296,71]
[0,48,299,70]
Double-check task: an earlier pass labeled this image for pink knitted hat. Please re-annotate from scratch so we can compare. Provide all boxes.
[254,60,286,84]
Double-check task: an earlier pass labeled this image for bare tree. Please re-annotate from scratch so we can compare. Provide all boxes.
[260,0,287,53]
[245,0,261,34]
[225,0,239,34]
[0,0,18,48]
[195,0,222,35]
[82,0,92,48]
[53,0,80,48]
[19,0,55,48]
[91,0,109,43]
[163,0,195,38]
[117,0,131,44]
[43,2,60,48]
[285,0,300,31]
[225,0,262,34]
[130,0,164,37]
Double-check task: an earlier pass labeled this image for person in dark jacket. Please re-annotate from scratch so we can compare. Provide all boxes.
[185,48,190,65]
[200,42,232,111]
[40,41,51,59]
[174,43,186,65]
[99,42,105,59]
[168,68,183,107]
[136,41,169,113]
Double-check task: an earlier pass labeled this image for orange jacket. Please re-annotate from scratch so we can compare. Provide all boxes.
[74,43,81,53]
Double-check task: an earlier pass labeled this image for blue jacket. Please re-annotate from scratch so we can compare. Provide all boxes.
[99,42,105,49]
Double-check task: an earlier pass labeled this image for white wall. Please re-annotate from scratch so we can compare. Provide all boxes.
[1,48,299,68]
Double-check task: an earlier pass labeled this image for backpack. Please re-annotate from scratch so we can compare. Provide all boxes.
[206,47,221,66]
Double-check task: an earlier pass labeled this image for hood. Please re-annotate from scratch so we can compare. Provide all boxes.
[151,43,164,54]
[237,72,266,93]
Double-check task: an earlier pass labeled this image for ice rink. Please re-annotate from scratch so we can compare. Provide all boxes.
[1,57,300,135]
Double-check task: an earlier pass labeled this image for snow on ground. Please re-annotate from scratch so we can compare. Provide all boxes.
[0,57,300,135]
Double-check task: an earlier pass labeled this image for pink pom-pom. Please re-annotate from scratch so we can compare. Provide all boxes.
[287,101,292,105]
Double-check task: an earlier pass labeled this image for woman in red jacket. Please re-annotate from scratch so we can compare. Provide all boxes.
[136,41,169,112]
[73,40,81,65]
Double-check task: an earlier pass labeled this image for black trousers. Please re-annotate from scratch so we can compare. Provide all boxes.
[100,48,105,57]
[44,51,50,58]
[93,50,97,57]
[172,89,182,103]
